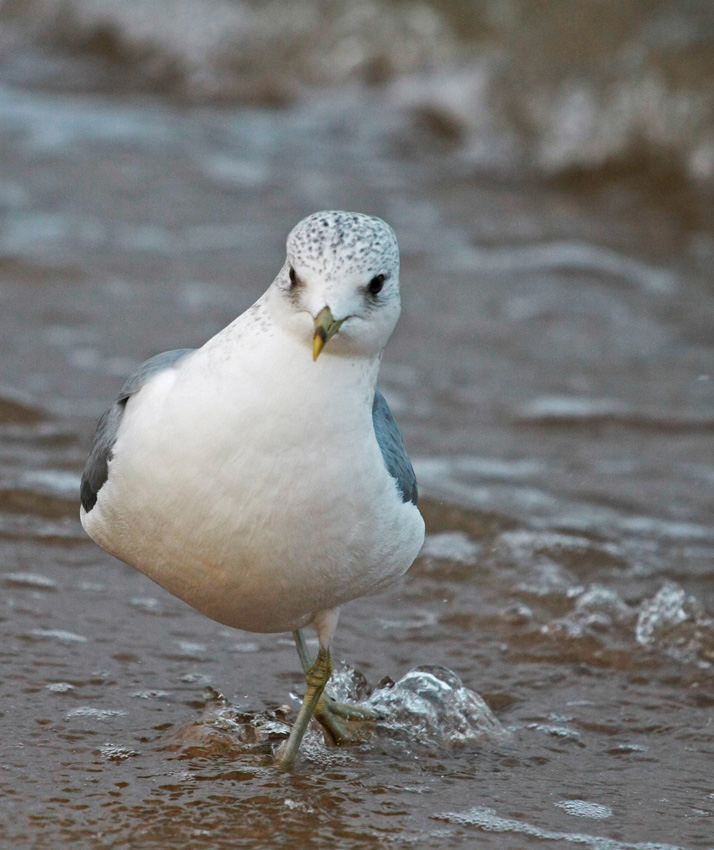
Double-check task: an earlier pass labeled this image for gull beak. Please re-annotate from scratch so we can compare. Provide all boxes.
[312,306,344,361]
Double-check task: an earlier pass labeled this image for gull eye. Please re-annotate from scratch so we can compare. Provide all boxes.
[367,274,386,296]
[288,266,299,288]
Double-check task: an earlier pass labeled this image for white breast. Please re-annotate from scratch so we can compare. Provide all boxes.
[81,313,424,633]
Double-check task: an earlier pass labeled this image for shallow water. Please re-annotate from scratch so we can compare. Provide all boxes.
[1,67,714,850]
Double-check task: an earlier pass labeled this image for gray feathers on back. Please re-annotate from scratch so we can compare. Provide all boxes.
[372,390,418,505]
[116,349,195,401]
[80,349,194,513]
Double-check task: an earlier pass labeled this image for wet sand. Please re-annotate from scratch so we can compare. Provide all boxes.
[1,80,714,849]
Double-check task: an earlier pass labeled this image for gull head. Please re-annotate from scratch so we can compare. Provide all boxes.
[270,210,401,360]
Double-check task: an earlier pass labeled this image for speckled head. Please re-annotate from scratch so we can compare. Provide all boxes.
[286,211,399,283]
[270,211,402,360]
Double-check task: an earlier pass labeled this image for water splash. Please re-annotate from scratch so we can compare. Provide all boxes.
[364,665,508,749]
[169,666,507,762]
[636,582,714,667]
[166,695,292,759]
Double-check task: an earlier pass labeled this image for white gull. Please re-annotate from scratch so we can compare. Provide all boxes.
[80,210,425,768]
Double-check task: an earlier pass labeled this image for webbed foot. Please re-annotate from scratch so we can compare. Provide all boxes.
[315,692,381,745]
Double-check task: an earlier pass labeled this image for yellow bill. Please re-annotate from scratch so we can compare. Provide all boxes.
[313,306,344,361]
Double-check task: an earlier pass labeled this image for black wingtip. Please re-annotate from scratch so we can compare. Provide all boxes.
[80,475,98,513]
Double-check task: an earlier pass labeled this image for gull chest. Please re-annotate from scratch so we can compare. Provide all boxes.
[90,340,414,631]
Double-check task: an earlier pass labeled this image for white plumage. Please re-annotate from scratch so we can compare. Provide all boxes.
[80,210,425,767]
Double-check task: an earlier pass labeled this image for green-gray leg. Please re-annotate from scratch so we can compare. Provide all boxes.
[293,628,312,675]
[275,645,332,771]
[288,629,380,751]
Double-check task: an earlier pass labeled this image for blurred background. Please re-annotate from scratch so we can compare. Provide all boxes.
[1,2,713,849]
[3,0,714,189]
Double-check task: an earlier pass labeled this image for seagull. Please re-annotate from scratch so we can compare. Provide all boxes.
[79,210,425,769]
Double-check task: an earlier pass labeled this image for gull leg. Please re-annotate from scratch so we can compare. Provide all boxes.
[293,628,312,674]
[291,628,379,748]
[275,645,332,771]
[275,610,339,770]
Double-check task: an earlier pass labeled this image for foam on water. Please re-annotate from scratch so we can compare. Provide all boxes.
[435,806,684,850]
[555,800,614,820]
[65,707,126,719]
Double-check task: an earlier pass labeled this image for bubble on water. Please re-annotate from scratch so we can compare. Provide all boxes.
[131,689,169,700]
[365,665,509,749]
[99,744,139,761]
[65,707,126,720]
[283,798,316,814]
[574,586,632,617]
[528,723,581,741]
[636,582,714,666]
[555,799,613,820]
[502,601,534,624]
[46,682,75,693]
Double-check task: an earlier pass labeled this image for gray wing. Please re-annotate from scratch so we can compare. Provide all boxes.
[372,390,418,505]
[80,348,194,513]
